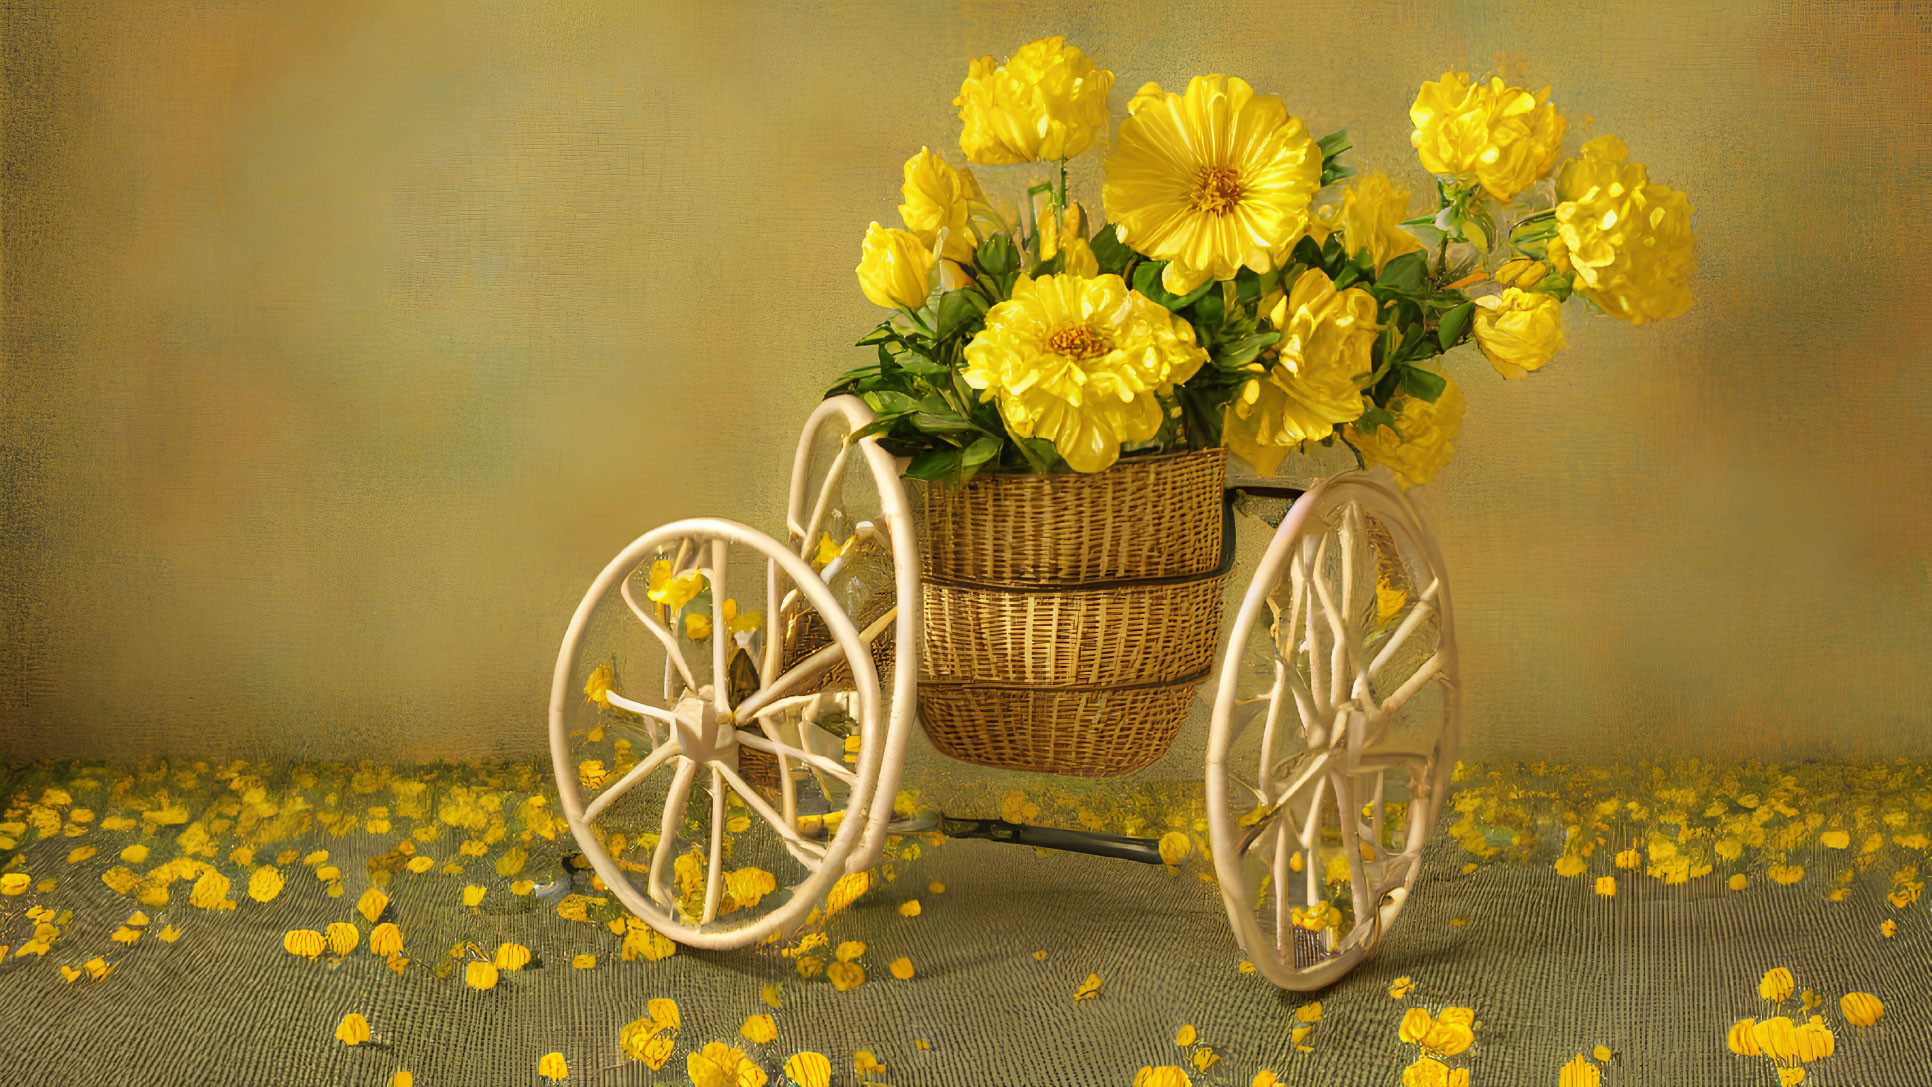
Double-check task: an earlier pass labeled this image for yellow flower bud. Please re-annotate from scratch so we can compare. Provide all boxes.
[898,147,991,263]
[1472,288,1565,379]
[1347,376,1466,490]
[855,223,934,311]
[954,37,1114,165]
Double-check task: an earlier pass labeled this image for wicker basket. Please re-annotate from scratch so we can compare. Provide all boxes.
[917,447,1230,777]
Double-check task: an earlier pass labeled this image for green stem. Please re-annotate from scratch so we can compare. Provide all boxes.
[1057,158,1068,211]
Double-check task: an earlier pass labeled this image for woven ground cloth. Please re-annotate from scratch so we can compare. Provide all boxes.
[0,759,1926,1086]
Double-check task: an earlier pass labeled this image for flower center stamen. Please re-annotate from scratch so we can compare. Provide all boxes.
[1193,165,1245,214]
[1046,326,1112,362]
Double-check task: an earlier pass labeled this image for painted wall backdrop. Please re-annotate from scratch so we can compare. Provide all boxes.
[3,0,1928,766]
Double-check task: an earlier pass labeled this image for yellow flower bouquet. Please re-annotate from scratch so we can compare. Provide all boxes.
[831,40,1697,489]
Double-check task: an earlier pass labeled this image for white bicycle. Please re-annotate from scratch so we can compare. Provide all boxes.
[548,395,1458,990]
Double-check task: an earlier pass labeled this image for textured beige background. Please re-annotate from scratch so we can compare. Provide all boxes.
[3,0,1929,764]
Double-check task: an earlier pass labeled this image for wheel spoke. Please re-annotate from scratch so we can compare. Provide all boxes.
[582,741,685,824]
[620,574,699,694]
[701,767,726,923]
[648,759,699,908]
[736,730,858,786]
[715,762,829,865]
[1379,651,1445,717]
[1367,578,1440,682]
[709,541,730,714]
[733,607,894,722]
[1255,662,1287,795]
[1329,772,1371,928]
[602,689,678,726]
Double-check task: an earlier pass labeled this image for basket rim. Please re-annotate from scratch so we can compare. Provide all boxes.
[928,444,1227,481]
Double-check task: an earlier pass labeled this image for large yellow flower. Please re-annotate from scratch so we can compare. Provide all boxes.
[1347,375,1465,490]
[954,37,1114,166]
[1471,287,1565,378]
[1223,269,1377,476]
[961,273,1207,472]
[855,222,933,311]
[1331,172,1426,274]
[1548,135,1696,325]
[1103,75,1322,295]
[1410,72,1565,202]
[898,147,992,264]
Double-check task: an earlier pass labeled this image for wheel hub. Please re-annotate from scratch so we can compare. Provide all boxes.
[672,687,737,765]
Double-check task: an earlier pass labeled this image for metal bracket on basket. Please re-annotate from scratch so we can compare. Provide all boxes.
[890,809,1167,866]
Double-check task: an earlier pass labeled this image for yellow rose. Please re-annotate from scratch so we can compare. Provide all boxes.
[898,147,991,264]
[1348,375,1465,490]
[961,273,1207,473]
[855,222,934,311]
[1410,72,1566,202]
[1549,134,1696,325]
[1103,75,1322,294]
[1223,268,1377,476]
[1332,172,1426,274]
[1471,287,1565,379]
[954,37,1114,165]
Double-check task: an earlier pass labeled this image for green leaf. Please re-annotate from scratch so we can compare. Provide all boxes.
[960,434,1001,469]
[1317,129,1355,187]
[1315,130,1353,158]
[935,289,990,339]
[1030,251,1067,278]
[977,233,1020,278]
[1216,331,1280,370]
[861,390,923,415]
[1089,224,1133,276]
[903,448,964,482]
[1370,251,1428,298]
[909,412,980,434]
[1400,365,1447,404]
[856,322,899,347]
[1436,301,1476,349]
[1192,290,1225,334]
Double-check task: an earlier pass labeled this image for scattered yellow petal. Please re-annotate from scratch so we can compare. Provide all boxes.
[1134,1068,1188,1087]
[1841,991,1884,1027]
[1297,1001,1322,1023]
[761,983,783,1009]
[1174,1024,1197,1047]
[335,1012,372,1047]
[1881,919,1898,938]
[369,923,404,956]
[126,911,150,927]
[100,867,138,895]
[510,879,536,896]
[1559,1055,1600,1087]
[1554,854,1587,878]
[111,925,140,945]
[538,1051,568,1082]
[572,953,596,969]
[1460,863,1478,875]
[405,856,434,874]
[463,884,485,907]
[494,942,531,970]
[82,956,114,980]
[1191,1047,1219,1072]
[66,846,96,864]
[120,844,149,864]
[466,960,499,990]
[898,899,921,918]
[1594,875,1616,897]
[157,924,182,942]
[1032,950,1048,961]
[889,956,914,980]
[390,1073,413,1087]
[326,922,360,956]
[1820,830,1851,849]
[827,961,864,992]
[285,929,325,958]
[356,887,389,923]
[1253,1073,1281,1087]
[1238,960,1256,974]
[1074,973,1102,1001]
[835,940,865,962]
[1450,917,1468,927]
[928,881,946,894]
[1389,976,1415,999]
[1777,1067,1805,1086]
[648,997,682,1033]
[1158,831,1191,866]
[1768,863,1805,885]
[741,1013,777,1044]
[1760,967,1795,1002]
[782,1052,831,1087]
[1593,1045,1612,1061]
[1729,873,1749,891]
